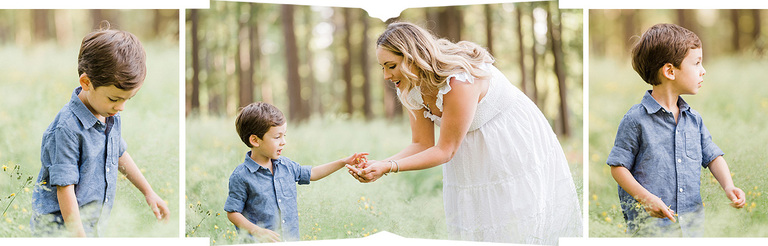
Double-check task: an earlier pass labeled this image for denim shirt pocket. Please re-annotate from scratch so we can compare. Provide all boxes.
[684,131,702,161]
[278,176,298,198]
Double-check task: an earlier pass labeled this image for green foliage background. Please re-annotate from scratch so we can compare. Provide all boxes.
[0,40,179,237]
[185,116,583,244]
[588,56,768,237]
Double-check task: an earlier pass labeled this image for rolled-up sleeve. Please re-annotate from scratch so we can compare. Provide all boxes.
[49,128,80,186]
[119,136,127,157]
[224,173,246,213]
[607,115,639,170]
[699,119,724,168]
[285,159,311,185]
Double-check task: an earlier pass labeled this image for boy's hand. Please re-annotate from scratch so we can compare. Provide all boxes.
[345,152,369,168]
[145,192,170,222]
[724,186,746,208]
[639,194,676,222]
[250,227,281,243]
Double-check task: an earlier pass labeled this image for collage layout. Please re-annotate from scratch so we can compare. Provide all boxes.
[0,1,767,245]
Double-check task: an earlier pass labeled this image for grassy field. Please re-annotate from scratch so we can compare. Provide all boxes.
[588,56,768,237]
[0,41,179,237]
[185,114,583,244]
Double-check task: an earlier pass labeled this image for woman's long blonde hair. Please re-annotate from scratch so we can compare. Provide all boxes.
[376,22,494,110]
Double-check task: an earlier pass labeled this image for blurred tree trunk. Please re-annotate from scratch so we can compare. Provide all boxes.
[343,8,354,115]
[360,10,373,120]
[731,9,741,52]
[436,6,462,42]
[282,4,305,122]
[255,6,273,104]
[32,9,51,43]
[90,9,105,28]
[189,9,200,115]
[303,6,321,117]
[237,4,254,109]
[547,2,570,138]
[485,4,494,54]
[515,5,528,96]
[383,18,403,119]
[530,3,540,106]
[53,10,73,46]
[153,9,162,39]
[621,9,637,54]
[676,10,697,37]
[753,10,763,54]
[589,10,606,58]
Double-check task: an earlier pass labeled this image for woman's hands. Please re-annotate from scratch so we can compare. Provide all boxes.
[346,160,391,183]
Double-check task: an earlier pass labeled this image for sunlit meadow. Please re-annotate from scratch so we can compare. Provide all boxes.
[0,41,179,237]
[185,114,583,244]
[589,56,768,237]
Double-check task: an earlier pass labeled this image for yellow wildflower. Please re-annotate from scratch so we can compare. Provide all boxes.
[1,165,6,171]
[214,225,219,229]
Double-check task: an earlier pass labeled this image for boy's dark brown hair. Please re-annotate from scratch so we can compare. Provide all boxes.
[78,21,146,90]
[236,102,286,148]
[631,23,701,86]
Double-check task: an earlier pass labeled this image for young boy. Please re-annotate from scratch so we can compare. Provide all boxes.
[31,25,169,237]
[225,102,367,242]
[607,23,746,236]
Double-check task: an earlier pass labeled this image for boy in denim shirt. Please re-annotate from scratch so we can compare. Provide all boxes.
[225,102,367,242]
[607,23,746,236]
[32,24,169,237]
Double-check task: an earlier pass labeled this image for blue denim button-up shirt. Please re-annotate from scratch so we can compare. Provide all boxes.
[32,86,127,234]
[224,152,312,241]
[607,90,723,234]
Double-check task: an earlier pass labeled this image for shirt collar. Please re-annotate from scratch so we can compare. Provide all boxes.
[69,86,101,129]
[641,90,691,114]
[243,151,280,173]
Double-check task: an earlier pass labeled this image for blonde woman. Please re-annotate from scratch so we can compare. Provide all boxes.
[347,22,582,244]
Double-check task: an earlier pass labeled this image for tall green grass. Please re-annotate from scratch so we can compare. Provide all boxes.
[589,56,768,237]
[0,41,179,237]
[185,114,583,244]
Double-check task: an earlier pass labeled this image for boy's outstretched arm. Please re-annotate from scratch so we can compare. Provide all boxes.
[117,151,170,222]
[708,156,746,208]
[611,166,677,222]
[310,152,368,181]
[227,212,280,242]
[57,185,86,237]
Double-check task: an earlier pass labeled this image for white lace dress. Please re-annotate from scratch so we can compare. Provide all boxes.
[400,63,582,244]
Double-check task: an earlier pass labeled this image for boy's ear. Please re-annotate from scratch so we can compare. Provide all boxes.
[661,63,676,80]
[79,73,92,91]
[249,135,260,148]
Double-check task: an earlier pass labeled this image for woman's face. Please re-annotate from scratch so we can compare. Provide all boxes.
[376,47,407,88]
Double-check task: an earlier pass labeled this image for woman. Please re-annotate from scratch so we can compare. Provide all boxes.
[347,22,581,244]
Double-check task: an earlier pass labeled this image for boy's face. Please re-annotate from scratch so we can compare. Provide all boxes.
[251,123,287,161]
[672,48,706,95]
[81,74,141,118]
